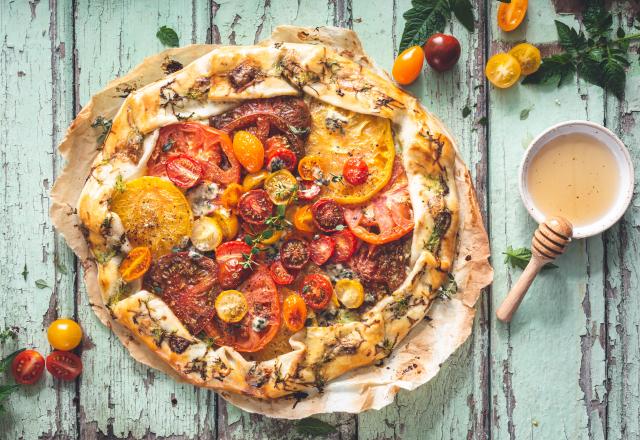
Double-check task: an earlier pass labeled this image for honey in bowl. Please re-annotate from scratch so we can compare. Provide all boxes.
[526,132,621,228]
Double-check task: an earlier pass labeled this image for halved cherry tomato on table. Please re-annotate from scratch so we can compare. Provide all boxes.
[301,273,333,310]
[269,260,296,285]
[333,229,357,263]
[264,170,298,205]
[311,198,345,232]
[165,154,202,189]
[215,290,249,323]
[280,239,310,270]
[309,235,335,265]
[282,294,308,332]
[293,205,316,233]
[237,189,274,225]
[119,246,152,282]
[242,170,269,191]
[298,155,325,181]
[47,319,83,351]
[11,350,45,385]
[508,43,541,76]
[392,45,425,85]
[498,0,528,32]
[334,279,365,309]
[297,180,321,201]
[266,148,297,172]
[485,53,521,88]
[343,157,369,185]
[232,130,264,173]
[46,351,83,382]
[205,266,281,352]
[344,160,414,245]
[149,122,240,185]
[215,241,252,289]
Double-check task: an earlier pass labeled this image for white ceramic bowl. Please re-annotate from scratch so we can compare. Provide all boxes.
[519,120,634,239]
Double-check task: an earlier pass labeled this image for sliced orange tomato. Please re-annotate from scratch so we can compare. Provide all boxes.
[110,177,193,258]
[498,0,528,32]
[298,155,326,181]
[282,294,308,332]
[220,183,245,209]
[508,43,541,76]
[119,246,152,282]
[485,53,521,89]
[392,46,425,85]
[305,101,395,205]
[293,205,316,233]
[242,170,269,191]
[233,130,264,173]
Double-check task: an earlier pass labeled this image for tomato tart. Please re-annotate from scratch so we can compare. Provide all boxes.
[56,26,491,407]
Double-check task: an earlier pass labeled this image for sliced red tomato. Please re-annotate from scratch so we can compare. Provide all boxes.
[297,180,321,201]
[343,157,369,185]
[344,160,414,244]
[148,122,240,185]
[333,229,357,262]
[144,252,219,334]
[311,198,345,232]
[266,148,297,172]
[309,235,335,265]
[11,349,45,385]
[301,273,333,310]
[280,239,310,270]
[165,154,202,189]
[238,189,274,225]
[46,351,83,382]
[269,260,295,285]
[216,241,252,289]
[205,266,281,352]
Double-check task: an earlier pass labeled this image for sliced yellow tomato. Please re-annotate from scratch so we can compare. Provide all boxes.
[242,170,269,191]
[232,131,264,173]
[215,290,248,323]
[264,170,298,205]
[335,279,365,309]
[292,205,315,233]
[298,155,326,181]
[190,216,224,252]
[221,183,245,209]
[119,246,152,282]
[305,101,395,204]
[485,53,521,89]
[211,209,239,240]
[508,43,541,76]
[110,176,193,258]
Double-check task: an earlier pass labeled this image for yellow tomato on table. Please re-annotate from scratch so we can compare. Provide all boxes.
[509,43,541,76]
[47,319,83,351]
[485,53,521,89]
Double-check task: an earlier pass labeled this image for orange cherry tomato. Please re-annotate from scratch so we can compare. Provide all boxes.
[498,0,528,32]
[508,43,541,76]
[119,246,152,282]
[282,294,308,332]
[293,205,316,233]
[298,155,325,181]
[392,46,425,85]
[485,53,521,89]
[232,130,264,173]
[47,319,83,351]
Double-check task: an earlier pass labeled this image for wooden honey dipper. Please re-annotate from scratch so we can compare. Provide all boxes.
[496,216,573,322]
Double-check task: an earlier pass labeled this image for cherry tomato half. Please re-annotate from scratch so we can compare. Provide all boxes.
[216,241,252,289]
[309,235,335,265]
[392,46,425,85]
[332,229,357,262]
[11,350,45,385]
[282,294,308,332]
[47,319,83,351]
[485,53,521,88]
[269,260,296,285]
[266,148,297,172]
[423,33,461,72]
[280,239,310,270]
[237,189,274,225]
[301,273,334,310]
[293,205,316,233]
[343,157,369,185]
[508,42,541,76]
[498,0,528,32]
[46,351,83,382]
[165,154,202,189]
[297,180,321,202]
[119,246,152,282]
[311,198,345,232]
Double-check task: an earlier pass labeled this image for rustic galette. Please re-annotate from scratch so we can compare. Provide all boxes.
[76,34,462,399]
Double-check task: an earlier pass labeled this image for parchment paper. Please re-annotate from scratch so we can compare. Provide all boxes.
[50,28,492,418]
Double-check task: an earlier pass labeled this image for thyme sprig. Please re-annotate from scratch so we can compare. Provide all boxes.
[241,205,291,268]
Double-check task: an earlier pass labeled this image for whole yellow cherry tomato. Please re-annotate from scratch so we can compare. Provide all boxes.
[485,53,521,88]
[392,46,425,85]
[47,319,83,351]
[508,43,541,76]
[233,131,264,173]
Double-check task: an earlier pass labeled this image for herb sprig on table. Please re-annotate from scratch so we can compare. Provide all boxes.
[503,246,558,271]
[522,0,640,96]
[0,349,25,414]
[399,0,474,52]
[295,417,337,436]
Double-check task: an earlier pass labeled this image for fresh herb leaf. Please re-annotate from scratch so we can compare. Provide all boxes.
[21,264,28,281]
[450,0,474,32]
[114,174,126,193]
[0,349,25,374]
[477,116,488,126]
[55,259,68,275]
[519,106,533,120]
[522,53,574,87]
[0,328,17,344]
[157,26,179,47]
[503,246,558,270]
[437,273,458,299]
[91,116,112,147]
[462,105,472,118]
[295,417,337,437]
[35,279,49,289]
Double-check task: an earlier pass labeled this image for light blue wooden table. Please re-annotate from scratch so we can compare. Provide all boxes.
[1,0,639,438]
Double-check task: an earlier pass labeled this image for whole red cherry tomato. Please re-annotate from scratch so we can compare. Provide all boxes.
[423,34,461,72]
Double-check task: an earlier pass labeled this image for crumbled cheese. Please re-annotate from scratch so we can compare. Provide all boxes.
[324,263,354,282]
[252,316,268,332]
[187,181,220,217]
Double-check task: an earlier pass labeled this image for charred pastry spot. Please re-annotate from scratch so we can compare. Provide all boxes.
[168,335,192,354]
[229,61,263,91]
[246,364,272,388]
[161,57,184,75]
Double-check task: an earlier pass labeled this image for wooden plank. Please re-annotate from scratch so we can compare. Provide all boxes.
[0,0,76,439]
[211,1,356,438]
[605,4,640,439]
[353,0,491,438]
[487,2,607,439]
[73,2,214,438]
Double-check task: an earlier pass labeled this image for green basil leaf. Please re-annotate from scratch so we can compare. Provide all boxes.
[555,20,586,57]
[156,26,179,48]
[522,53,574,87]
[583,0,612,39]
[399,0,450,53]
[35,279,49,289]
[462,105,471,118]
[602,57,626,97]
[503,246,557,270]
[295,417,337,437]
[519,107,532,120]
[450,0,474,32]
